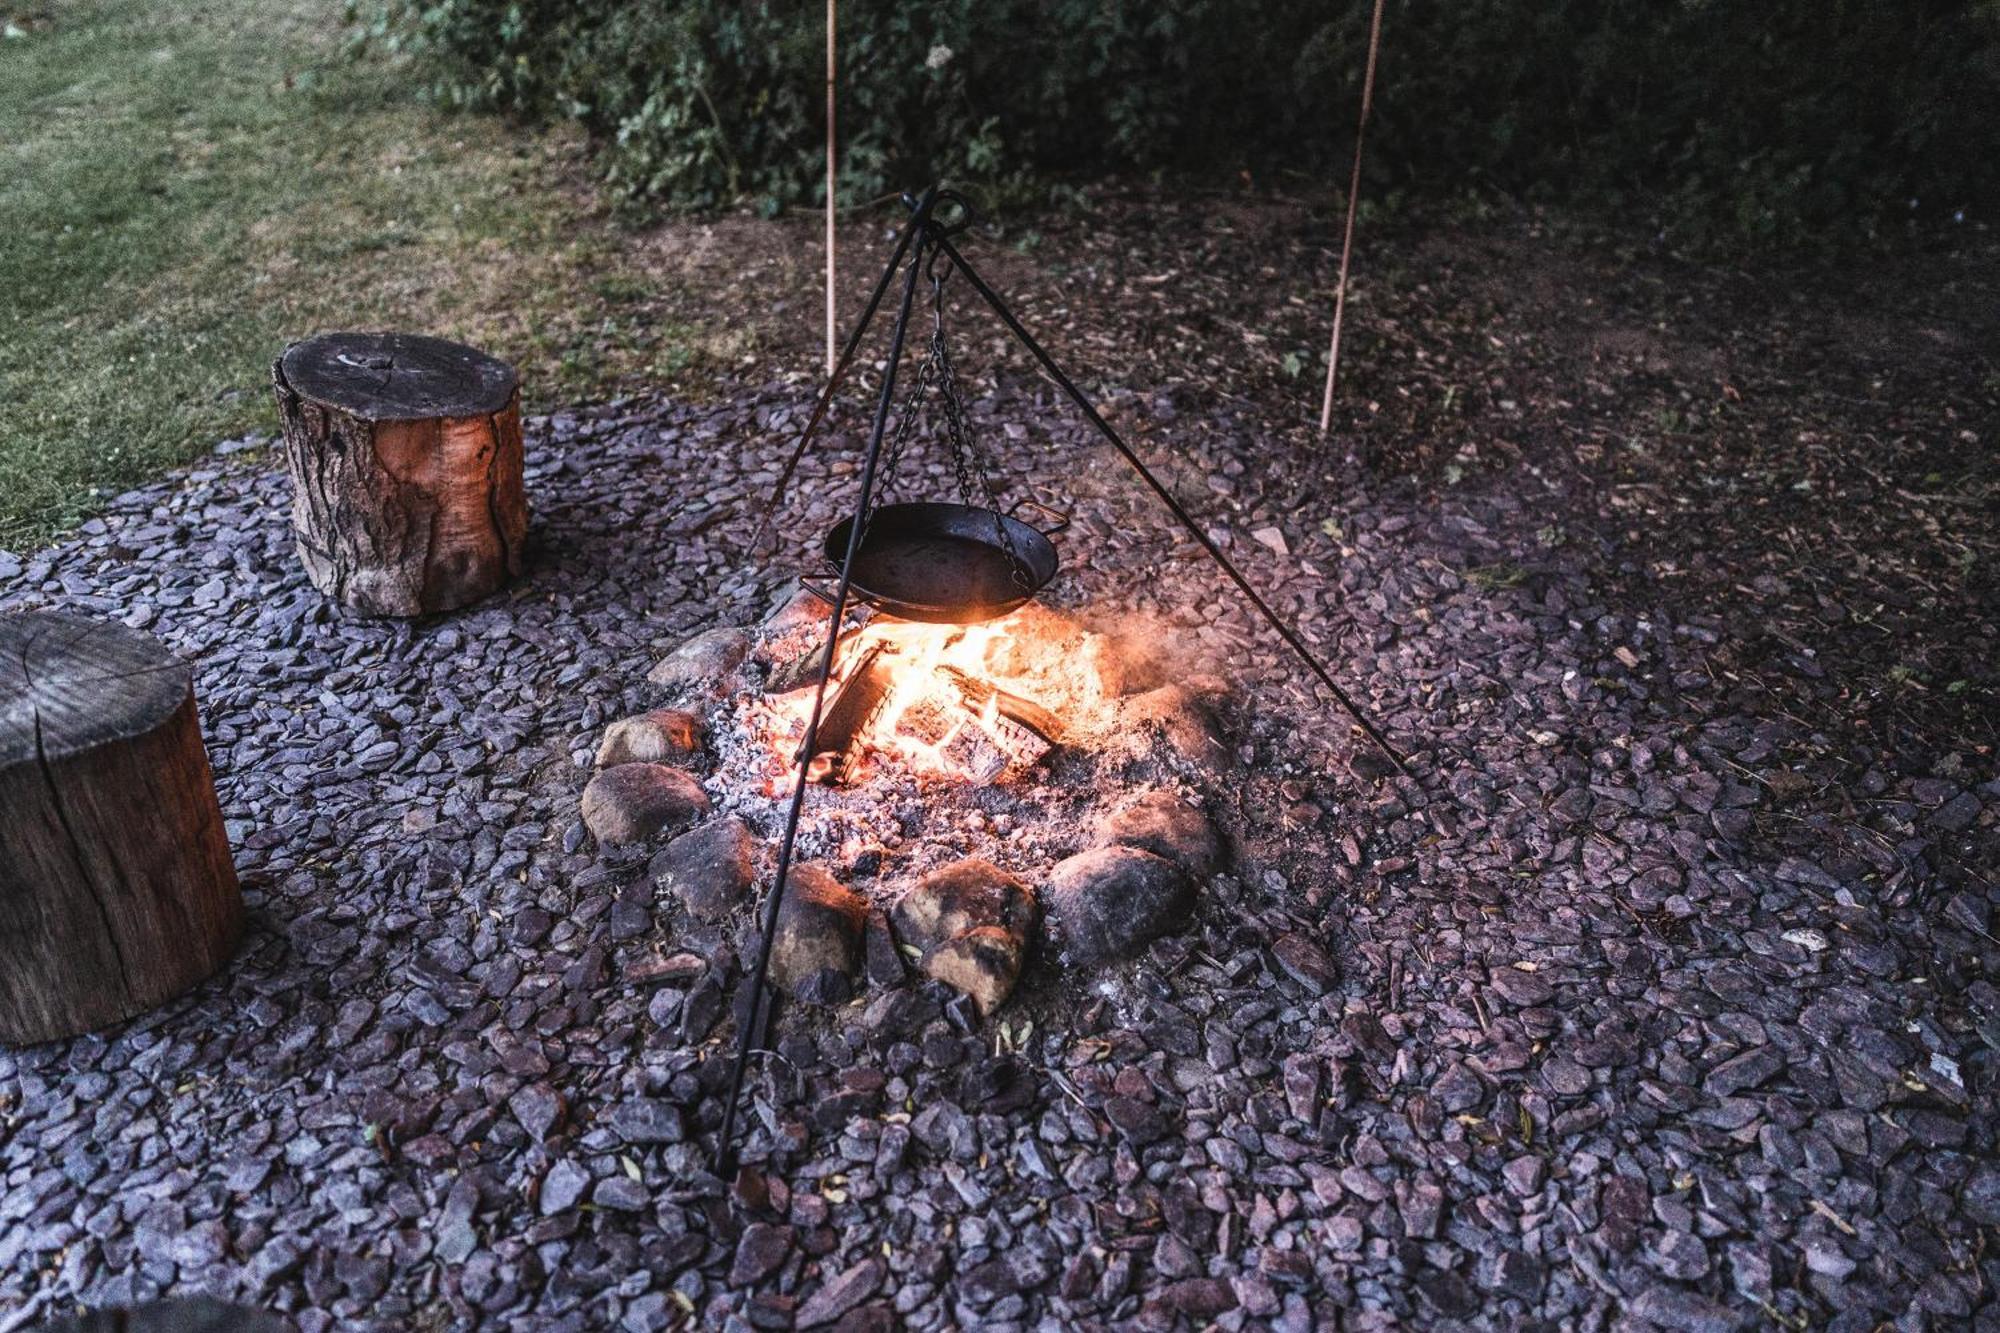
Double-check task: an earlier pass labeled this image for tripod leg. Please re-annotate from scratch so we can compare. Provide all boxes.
[713,221,935,1178]
[933,234,1409,776]
[753,188,937,548]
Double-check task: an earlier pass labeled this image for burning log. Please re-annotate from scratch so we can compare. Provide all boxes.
[778,620,1069,787]
[939,666,1063,745]
[799,641,895,784]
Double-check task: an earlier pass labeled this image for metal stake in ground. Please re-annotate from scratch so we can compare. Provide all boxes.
[752,192,929,553]
[714,198,938,1176]
[931,230,1410,776]
[1319,0,1388,433]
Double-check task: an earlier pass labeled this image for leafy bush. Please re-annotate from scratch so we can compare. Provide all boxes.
[354,0,2000,249]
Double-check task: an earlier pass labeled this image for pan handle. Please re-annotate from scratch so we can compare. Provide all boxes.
[1011,497,1071,535]
[800,573,841,606]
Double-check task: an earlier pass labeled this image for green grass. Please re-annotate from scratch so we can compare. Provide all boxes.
[0,0,721,552]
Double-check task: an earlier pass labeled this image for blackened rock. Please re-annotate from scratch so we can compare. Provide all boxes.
[1045,846,1194,964]
[596,708,704,768]
[1932,790,1980,833]
[1121,684,1231,771]
[1093,791,1224,879]
[769,863,865,996]
[762,639,835,695]
[582,763,711,846]
[863,908,905,988]
[1416,1269,1480,1318]
[1349,748,1399,780]
[681,973,725,1042]
[959,1054,1037,1115]
[892,858,1038,1013]
[795,967,854,1006]
[651,816,757,921]
[1481,1250,1544,1300]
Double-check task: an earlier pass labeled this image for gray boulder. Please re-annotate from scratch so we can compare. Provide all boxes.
[769,863,865,1000]
[892,858,1039,1015]
[648,626,752,694]
[581,763,710,847]
[596,708,704,768]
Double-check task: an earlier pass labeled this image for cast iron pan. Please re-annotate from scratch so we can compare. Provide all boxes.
[812,500,1068,624]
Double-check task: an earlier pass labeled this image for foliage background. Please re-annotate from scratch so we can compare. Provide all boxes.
[357,0,2000,250]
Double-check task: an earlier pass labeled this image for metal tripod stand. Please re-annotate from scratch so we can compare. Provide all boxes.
[714,186,1409,1175]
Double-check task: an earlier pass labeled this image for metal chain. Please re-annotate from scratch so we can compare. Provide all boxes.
[924,258,1033,589]
[853,309,939,553]
[856,241,1033,592]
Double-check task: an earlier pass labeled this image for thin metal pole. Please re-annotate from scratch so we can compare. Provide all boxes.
[714,207,936,1177]
[934,232,1409,775]
[825,0,837,378]
[1319,0,1387,433]
[752,194,927,550]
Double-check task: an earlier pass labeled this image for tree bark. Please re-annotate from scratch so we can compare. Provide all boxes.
[0,611,243,1045]
[273,331,527,617]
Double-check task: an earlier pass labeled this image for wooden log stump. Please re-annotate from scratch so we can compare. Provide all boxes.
[0,611,243,1045]
[273,331,527,617]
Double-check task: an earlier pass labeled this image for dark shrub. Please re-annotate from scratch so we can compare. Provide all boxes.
[355,0,2000,249]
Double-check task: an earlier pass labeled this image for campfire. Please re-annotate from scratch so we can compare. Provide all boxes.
[755,605,1120,792]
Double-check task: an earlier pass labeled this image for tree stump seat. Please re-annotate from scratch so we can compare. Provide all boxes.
[0,611,243,1045]
[273,331,528,618]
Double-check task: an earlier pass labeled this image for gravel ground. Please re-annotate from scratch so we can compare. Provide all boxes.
[1,203,1995,1331]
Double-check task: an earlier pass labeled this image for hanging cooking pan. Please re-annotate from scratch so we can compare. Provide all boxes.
[806,498,1067,625]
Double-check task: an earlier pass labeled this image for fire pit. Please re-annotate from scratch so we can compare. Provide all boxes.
[590,587,1238,1018]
